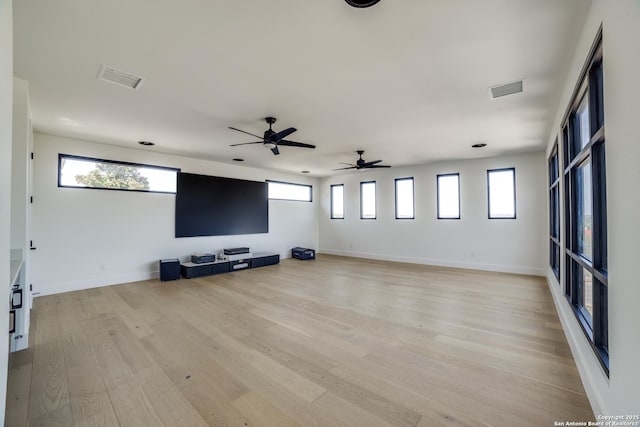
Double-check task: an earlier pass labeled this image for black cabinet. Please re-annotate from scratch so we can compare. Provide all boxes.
[180,252,279,279]
[250,254,280,268]
[159,259,180,281]
[181,261,230,279]
[230,259,251,271]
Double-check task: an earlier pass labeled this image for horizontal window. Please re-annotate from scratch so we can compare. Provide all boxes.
[267,181,312,202]
[58,154,178,193]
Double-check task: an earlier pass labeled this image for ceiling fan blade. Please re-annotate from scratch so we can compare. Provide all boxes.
[271,146,280,155]
[278,140,316,149]
[333,166,357,171]
[362,160,382,167]
[272,127,297,142]
[366,165,392,168]
[228,127,264,139]
[229,141,263,147]
[338,162,357,167]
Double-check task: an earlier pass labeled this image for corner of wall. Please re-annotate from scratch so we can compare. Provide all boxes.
[0,0,13,424]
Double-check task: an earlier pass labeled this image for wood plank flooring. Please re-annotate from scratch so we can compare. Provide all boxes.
[5,255,594,426]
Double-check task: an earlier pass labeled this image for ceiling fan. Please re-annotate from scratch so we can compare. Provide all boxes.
[229,117,316,155]
[334,150,391,171]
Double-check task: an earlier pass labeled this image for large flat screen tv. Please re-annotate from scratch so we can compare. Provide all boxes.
[175,172,268,237]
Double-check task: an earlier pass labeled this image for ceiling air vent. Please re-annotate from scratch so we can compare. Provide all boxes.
[489,80,523,99]
[97,64,144,90]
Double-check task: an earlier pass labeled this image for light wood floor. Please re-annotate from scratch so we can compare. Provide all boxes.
[6,255,593,426]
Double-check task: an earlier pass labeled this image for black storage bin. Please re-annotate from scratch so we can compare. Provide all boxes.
[292,247,315,260]
[159,259,180,281]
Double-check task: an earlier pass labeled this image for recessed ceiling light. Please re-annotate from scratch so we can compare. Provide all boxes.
[138,141,154,146]
[472,143,487,148]
[233,158,244,162]
[301,170,310,174]
[345,0,381,7]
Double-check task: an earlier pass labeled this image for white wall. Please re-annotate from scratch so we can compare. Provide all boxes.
[319,152,546,276]
[0,0,12,423]
[31,133,319,296]
[10,78,29,251]
[10,78,32,352]
[544,0,640,416]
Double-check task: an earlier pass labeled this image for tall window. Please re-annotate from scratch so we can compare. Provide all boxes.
[562,32,607,373]
[331,184,344,219]
[437,173,460,219]
[549,143,561,280]
[360,181,376,219]
[395,177,414,219]
[267,180,312,202]
[487,168,516,219]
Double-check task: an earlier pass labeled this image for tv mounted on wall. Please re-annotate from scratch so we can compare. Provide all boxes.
[175,172,268,237]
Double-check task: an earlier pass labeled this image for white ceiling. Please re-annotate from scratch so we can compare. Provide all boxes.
[13,0,589,177]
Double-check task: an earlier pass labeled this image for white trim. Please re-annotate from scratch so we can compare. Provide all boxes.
[34,271,157,297]
[33,253,292,297]
[545,269,608,417]
[320,249,545,276]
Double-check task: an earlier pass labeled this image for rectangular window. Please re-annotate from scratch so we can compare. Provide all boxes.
[575,160,593,260]
[582,267,594,319]
[487,168,516,219]
[395,178,414,219]
[549,143,561,280]
[331,184,344,219]
[58,154,178,193]
[562,30,607,373]
[437,173,460,219]
[267,180,312,202]
[360,181,376,219]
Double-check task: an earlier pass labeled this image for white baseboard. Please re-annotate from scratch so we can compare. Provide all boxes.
[545,270,608,417]
[33,255,291,297]
[34,270,158,297]
[319,248,546,276]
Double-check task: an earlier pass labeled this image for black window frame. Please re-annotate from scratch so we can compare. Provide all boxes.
[360,180,377,220]
[436,173,461,220]
[561,28,608,375]
[330,184,345,219]
[549,142,561,280]
[394,177,415,220]
[487,167,516,219]
[57,153,179,194]
[266,180,313,202]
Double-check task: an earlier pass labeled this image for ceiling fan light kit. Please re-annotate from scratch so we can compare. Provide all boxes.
[345,0,381,8]
[229,117,316,156]
[334,150,391,171]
